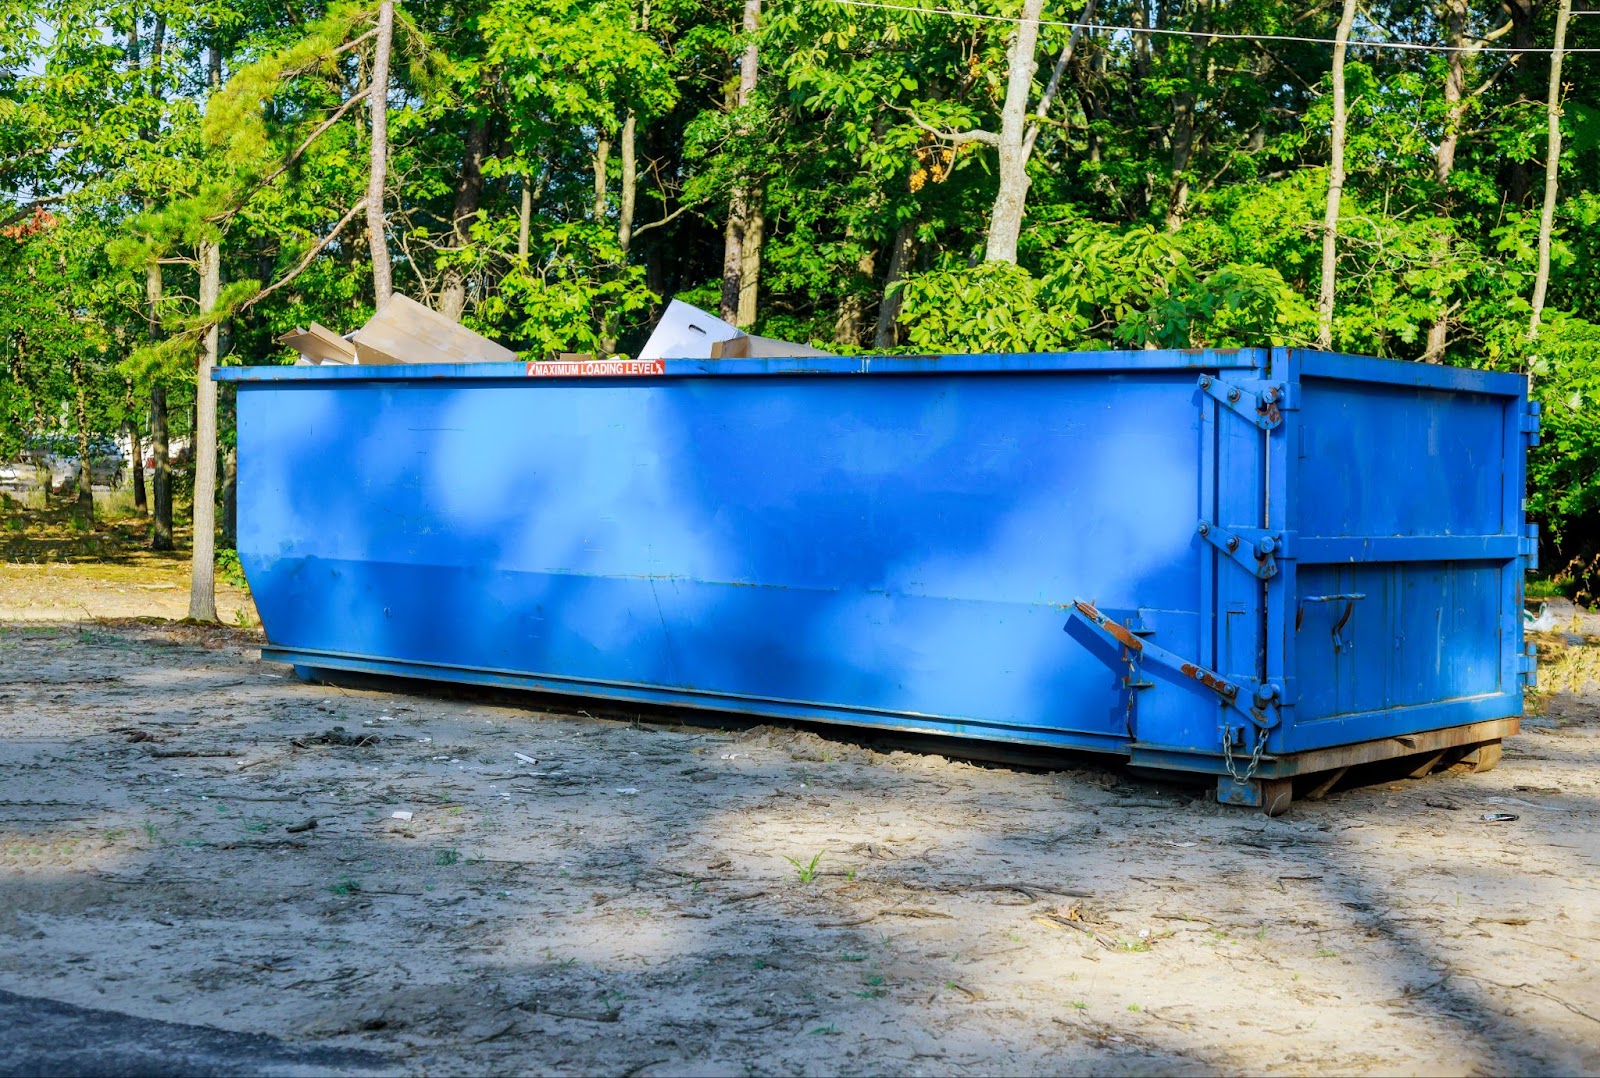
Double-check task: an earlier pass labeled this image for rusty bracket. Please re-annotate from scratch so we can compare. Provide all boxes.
[1197,521,1279,580]
[1066,599,1281,730]
[1197,374,1286,431]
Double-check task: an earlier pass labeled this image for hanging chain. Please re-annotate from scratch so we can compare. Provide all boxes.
[1121,648,1138,737]
[1222,721,1270,784]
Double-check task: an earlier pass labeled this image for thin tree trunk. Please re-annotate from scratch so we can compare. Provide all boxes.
[721,0,760,323]
[125,381,146,514]
[139,14,165,534]
[720,203,744,324]
[984,0,1046,264]
[617,111,638,259]
[148,263,172,551]
[1317,0,1357,352]
[128,421,146,513]
[834,248,876,347]
[592,138,611,221]
[1435,0,1468,186]
[1505,0,1537,207]
[518,173,532,260]
[873,222,917,350]
[597,114,643,356]
[1166,0,1211,230]
[1423,0,1469,362]
[366,0,395,308]
[1528,0,1572,342]
[72,355,92,516]
[737,196,763,328]
[439,115,488,321]
[189,238,221,622]
[1131,0,1152,214]
[222,445,237,549]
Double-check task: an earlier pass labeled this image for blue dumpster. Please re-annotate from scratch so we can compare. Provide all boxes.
[215,347,1537,812]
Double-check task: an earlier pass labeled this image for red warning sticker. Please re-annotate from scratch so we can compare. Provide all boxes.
[525,358,666,377]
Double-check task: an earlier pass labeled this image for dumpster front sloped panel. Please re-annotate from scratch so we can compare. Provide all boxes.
[233,359,1240,750]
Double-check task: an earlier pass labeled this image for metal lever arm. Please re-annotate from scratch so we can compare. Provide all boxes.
[1065,599,1281,730]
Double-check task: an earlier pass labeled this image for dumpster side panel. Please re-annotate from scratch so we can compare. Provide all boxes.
[1282,355,1527,750]
[236,369,1213,749]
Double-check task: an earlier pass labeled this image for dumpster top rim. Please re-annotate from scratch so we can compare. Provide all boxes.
[212,348,1528,397]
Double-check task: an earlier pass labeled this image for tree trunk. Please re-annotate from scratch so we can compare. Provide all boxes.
[148,262,173,551]
[1505,0,1537,207]
[1423,0,1469,362]
[721,0,760,323]
[835,247,876,347]
[367,0,395,308]
[720,202,744,324]
[984,0,1046,264]
[189,238,221,622]
[439,115,489,321]
[518,173,532,260]
[617,111,638,259]
[72,355,93,516]
[222,445,237,549]
[1131,0,1152,214]
[873,222,917,350]
[1434,0,1468,186]
[128,417,146,513]
[1528,0,1572,342]
[1166,0,1211,231]
[737,195,763,328]
[592,138,611,221]
[1317,0,1357,352]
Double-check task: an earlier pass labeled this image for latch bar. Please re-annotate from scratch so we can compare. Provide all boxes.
[1066,599,1281,730]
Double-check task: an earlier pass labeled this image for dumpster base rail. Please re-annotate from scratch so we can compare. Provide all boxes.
[267,645,1516,816]
[262,645,1137,754]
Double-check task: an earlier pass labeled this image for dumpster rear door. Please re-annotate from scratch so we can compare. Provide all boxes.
[1277,349,1532,751]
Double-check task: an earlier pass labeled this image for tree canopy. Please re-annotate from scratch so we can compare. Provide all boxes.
[3,0,1600,580]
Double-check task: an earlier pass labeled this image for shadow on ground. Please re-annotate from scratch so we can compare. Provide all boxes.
[1,620,1597,1076]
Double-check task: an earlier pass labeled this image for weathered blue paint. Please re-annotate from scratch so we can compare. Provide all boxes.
[216,346,1532,786]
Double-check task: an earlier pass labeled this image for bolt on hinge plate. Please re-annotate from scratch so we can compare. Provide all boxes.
[1198,374,1286,430]
[1198,520,1280,580]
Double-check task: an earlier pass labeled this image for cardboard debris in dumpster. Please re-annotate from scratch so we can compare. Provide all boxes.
[277,294,517,366]
[279,295,829,367]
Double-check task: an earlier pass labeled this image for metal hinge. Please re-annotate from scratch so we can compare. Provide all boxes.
[1522,523,1540,571]
[1522,401,1542,447]
[1198,520,1280,579]
[1519,644,1538,690]
[1066,599,1281,730]
[1198,374,1288,431]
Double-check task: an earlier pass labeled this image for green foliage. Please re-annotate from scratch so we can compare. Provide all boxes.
[4,0,1600,566]
[1527,316,1600,552]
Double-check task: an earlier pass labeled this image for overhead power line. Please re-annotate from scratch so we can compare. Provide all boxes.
[819,0,1600,55]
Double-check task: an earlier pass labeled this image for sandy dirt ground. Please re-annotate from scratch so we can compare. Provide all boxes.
[1,595,1598,1075]
[0,559,259,625]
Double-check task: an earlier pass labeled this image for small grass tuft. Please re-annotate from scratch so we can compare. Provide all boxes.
[784,850,826,884]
